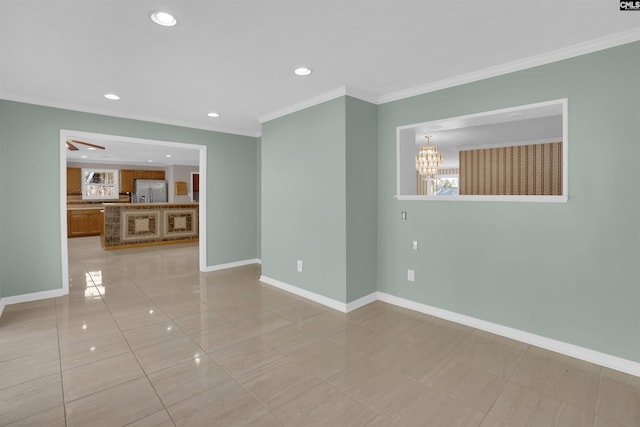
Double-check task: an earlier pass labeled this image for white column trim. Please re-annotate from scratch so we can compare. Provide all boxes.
[0,289,66,309]
[205,258,261,272]
[259,275,349,313]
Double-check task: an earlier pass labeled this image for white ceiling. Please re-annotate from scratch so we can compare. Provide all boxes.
[1,0,639,144]
[65,134,201,166]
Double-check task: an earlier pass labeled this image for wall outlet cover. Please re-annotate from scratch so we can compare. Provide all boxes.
[407,269,415,282]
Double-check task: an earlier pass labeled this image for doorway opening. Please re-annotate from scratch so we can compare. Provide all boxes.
[59,129,207,294]
[191,172,200,202]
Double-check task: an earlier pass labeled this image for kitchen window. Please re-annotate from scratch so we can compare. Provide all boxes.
[82,168,119,200]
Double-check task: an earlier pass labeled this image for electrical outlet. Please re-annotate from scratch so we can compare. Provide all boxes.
[407,269,415,282]
[412,240,418,250]
[297,260,303,272]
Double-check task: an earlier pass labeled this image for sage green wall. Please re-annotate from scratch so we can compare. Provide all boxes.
[262,98,348,302]
[0,138,5,299]
[256,137,261,259]
[261,96,379,304]
[0,100,258,298]
[377,42,640,362]
[346,97,378,301]
[0,158,4,299]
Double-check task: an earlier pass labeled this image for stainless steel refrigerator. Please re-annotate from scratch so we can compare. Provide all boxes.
[133,179,167,203]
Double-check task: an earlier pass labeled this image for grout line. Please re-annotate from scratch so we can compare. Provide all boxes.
[62,240,629,425]
[54,294,70,427]
[79,261,179,426]
[593,366,604,427]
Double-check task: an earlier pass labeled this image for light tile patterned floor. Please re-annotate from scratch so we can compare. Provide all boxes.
[1,236,639,426]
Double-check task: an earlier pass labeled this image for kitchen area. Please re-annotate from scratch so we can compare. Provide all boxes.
[66,139,201,250]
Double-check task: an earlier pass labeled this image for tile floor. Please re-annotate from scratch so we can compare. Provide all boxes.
[1,236,639,426]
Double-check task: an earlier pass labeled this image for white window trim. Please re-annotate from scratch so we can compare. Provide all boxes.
[395,99,569,203]
[81,168,120,200]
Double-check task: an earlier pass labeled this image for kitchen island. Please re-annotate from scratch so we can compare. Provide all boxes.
[102,203,198,250]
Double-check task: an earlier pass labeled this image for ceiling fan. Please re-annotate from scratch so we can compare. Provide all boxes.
[66,139,106,151]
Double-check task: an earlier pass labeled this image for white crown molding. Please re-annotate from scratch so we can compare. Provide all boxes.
[258,87,348,124]
[258,86,378,124]
[344,87,379,105]
[2,29,638,138]
[258,29,639,125]
[377,28,640,105]
[0,94,260,138]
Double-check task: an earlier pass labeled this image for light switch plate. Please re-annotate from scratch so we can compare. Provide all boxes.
[407,269,415,282]
[297,260,303,272]
[412,240,418,250]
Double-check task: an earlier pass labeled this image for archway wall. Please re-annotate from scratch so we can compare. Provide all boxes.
[0,99,258,300]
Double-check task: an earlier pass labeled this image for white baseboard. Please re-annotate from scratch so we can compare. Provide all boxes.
[256,259,262,265]
[3,271,637,377]
[204,258,261,272]
[259,275,351,313]
[0,288,66,317]
[377,292,640,378]
[346,292,378,312]
[258,275,376,314]
[253,274,640,377]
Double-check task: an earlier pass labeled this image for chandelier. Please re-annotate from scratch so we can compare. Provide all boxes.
[415,135,443,177]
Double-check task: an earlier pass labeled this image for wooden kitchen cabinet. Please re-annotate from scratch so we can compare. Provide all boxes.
[133,170,165,180]
[149,170,165,179]
[67,168,82,195]
[88,212,103,234]
[68,209,103,237]
[120,169,164,193]
[120,169,135,193]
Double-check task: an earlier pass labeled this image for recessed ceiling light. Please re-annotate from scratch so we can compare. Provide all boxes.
[104,93,120,100]
[87,147,97,151]
[207,112,219,118]
[81,155,87,158]
[294,67,312,76]
[148,160,153,163]
[150,11,177,27]
[165,154,172,158]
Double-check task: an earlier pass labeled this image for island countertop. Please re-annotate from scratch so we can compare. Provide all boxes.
[102,203,199,250]
[67,204,105,211]
[103,202,199,207]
